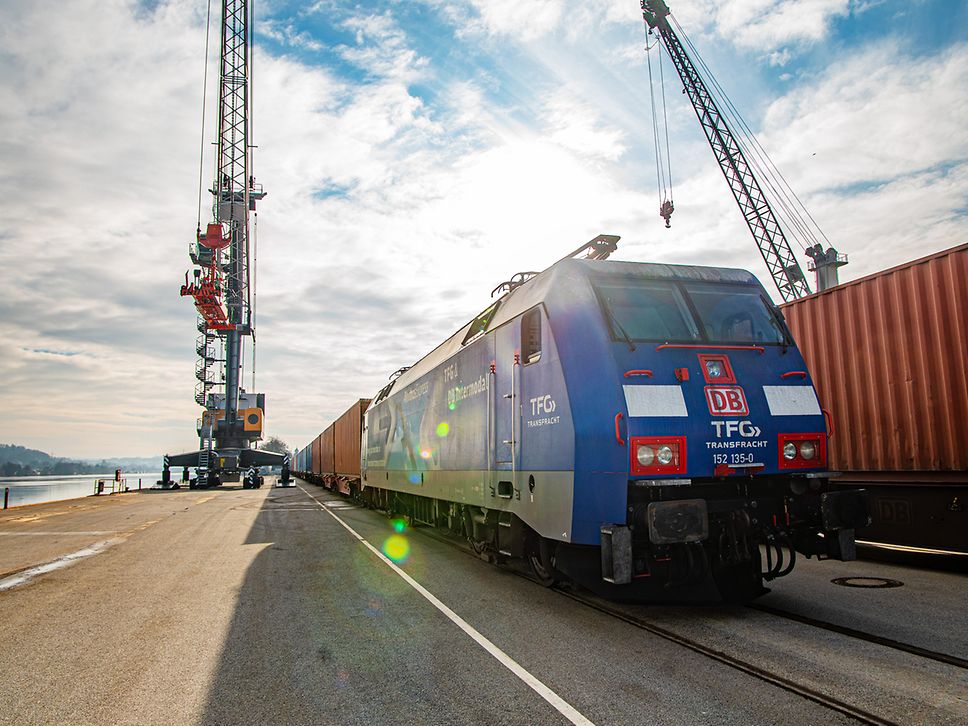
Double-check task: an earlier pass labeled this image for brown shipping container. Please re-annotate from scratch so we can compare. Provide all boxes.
[321,425,336,476]
[335,399,371,477]
[311,435,322,476]
[781,243,968,477]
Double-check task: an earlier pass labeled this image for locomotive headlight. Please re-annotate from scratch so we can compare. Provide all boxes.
[783,442,798,460]
[630,436,687,475]
[799,441,817,460]
[656,445,675,465]
[636,444,655,467]
[704,360,723,378]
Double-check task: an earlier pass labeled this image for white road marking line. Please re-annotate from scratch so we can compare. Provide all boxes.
[0,538,124,592]
[0,531,119,536]
[296,484,594,726]
[260,506,326,511]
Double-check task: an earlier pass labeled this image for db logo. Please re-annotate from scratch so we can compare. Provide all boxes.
[705,386,749,416]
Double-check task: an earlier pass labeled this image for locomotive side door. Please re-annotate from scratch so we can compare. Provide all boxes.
[493,321,520,486]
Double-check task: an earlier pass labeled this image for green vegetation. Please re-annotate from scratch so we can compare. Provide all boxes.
[0,444,162,477]
[260,436,290,456]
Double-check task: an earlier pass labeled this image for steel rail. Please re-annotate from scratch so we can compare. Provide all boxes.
[748,602,968,671]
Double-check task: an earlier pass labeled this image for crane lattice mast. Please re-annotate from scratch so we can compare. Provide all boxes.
[641,0,812,301]
[211,0,264,439]
[172,0,286,488]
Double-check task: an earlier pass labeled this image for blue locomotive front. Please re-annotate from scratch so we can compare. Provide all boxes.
[361,249,868,601]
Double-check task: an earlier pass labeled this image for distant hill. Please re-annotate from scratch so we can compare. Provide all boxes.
[0,444,57,469]
[0,444,162,477]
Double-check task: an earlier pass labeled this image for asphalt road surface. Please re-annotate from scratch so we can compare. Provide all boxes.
[0,482,964,725]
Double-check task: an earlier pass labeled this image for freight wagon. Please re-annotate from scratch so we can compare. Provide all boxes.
[297,399,370,497]
[782,243,968,554]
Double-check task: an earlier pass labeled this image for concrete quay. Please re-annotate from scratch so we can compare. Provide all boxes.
[0,481,964,725]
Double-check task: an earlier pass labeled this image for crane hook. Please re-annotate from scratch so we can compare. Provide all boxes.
[659,199,675,228]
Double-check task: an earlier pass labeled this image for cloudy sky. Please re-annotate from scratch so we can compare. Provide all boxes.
[0,0,965,459]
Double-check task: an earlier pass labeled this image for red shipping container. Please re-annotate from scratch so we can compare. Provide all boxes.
[782,243,968,474]
[335,399,370,478]
[782,243,968,552]
[321,425,336,477]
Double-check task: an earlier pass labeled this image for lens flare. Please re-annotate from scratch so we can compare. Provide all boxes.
[391,518,407,533]
[407,472,421,485]
[436,422,450,437]
[448,402,456,411]
[420,449,432,460]
[383,534,410,563]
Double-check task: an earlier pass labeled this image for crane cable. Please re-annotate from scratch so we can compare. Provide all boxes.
[252,210,257,392]
[645,35,672,219]
[249,0,257,392]
[645,27,675,227]
[196,0,214,231]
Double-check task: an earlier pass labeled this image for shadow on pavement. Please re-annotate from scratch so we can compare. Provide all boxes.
[200,485,505,725]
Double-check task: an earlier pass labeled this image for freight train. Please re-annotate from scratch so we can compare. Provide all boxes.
[295,236,869,601]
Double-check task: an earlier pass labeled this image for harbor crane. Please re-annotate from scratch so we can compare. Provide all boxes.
[640,0,847,301]
[164,0,290,488]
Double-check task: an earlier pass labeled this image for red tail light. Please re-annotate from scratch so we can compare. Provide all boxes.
[630,436,687,476]
[778,433,827,470]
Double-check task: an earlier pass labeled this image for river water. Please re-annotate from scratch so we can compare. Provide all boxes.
[0,473,162,509]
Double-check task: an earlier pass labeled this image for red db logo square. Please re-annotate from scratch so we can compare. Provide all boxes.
[705,386,749,416]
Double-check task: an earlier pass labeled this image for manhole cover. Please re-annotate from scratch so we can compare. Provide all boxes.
[831,576,904,589]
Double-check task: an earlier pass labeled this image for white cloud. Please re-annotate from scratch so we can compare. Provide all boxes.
[716,0,850,50]
[338,11,428,81]
[466,0,566,41]
[541,90,628,161]
[763,42,968,190]
[665,0,861,57]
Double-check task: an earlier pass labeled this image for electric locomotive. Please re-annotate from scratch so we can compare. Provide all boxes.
[360,236,868,601]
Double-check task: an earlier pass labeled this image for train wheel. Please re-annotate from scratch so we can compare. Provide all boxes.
[526,534,558,587]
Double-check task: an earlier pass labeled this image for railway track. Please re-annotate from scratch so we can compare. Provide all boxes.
[307,485,962,725]
[554,589,897,726]
[409,523,898,725]
[747,602,968,670]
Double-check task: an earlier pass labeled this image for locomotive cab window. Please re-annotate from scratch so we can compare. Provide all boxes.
[683,282,788,345]
[462,301,501,345]
[594,280,699,343]
[373,381,395,405]
[521,308,542,364]
[594,278,790,346]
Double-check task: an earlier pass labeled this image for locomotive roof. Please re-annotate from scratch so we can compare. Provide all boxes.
[373,258,761,398]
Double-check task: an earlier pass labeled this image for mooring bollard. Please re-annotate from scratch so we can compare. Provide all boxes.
[3,487,9,510]
[139,478,142,490]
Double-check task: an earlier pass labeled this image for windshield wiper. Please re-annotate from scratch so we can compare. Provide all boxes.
[604,307,636,352]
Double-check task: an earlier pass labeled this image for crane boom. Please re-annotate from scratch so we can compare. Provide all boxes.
[641,0,811,301]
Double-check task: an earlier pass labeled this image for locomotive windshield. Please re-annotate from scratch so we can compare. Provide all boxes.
[594,279,789,346]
